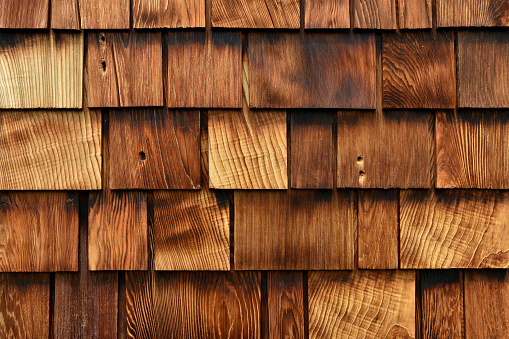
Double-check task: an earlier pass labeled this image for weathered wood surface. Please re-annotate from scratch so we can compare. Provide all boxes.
[87,32,163,107]
[304,0,350,28]
[421,270,463,339]
[133,0,205,28]
[465,270,509,338]
[337,111,431,188]
[383,31,455,109]
[268,271,304,339]
[0,274,50,338]
[291,112,333,189]
[153,127,230,271]
[249,33,376,109]
[458,31,509,108]
[51,0,80,29]
[79,0,130,29]
[437,110,509,189]
[399,0,432,28]
[235,190,355,270]
[168,32,242,108]
[309,270,416,338]
[0,0,49,28]
[126,271,260,338]
[0,110,101,190]
[401,189,509,268]
[212,0,299,28]
[209,110,287,189]
[109,109,201,190]
[358,190,398,269]
[0,32,83,109]
[0,192,79,272]
[354,0,396,29]
[438,0,509,27]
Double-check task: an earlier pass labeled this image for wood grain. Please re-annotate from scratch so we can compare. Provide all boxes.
[209,110,287,189]
[358,190,398,269]
[133,0,205,27]
[0,0,49,28]
[438,0,509,27]
[109,109,200,190]
[79,0,129,29]
[305,0,350,28]
[212,0,300,28]
[55,200,118,338]
[465,270,509,338]
[268,271,304,339]
[337,111,431,188]
[0,192,78,272]
[126,271,260,338]
[401,189,509,269]
[0,274,49,338]
[399,0,432,28]
[458,31,509,108]
[249,32,376,109]
[421,270,463,339]
[354,0,396,29]
[235,189,356,270]
[153,127,230,271]
[51,0,80,29]
[0,110,102,190]
[309,270,416,338]
[0,32,83,109]
[383,31,455,109]
[87,32,163,108]
[437,110,509,189]
[291,111,333,189]
[168,32,242,108]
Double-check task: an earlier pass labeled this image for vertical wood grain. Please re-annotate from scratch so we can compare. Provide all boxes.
[79,0,130,29]
[438,0,508,27]
[304,0,350,28]
[133,0,205,27]
[399,0,432,28]
[354,0,396,29]
[0,0,49,28]
[51,0,80,29]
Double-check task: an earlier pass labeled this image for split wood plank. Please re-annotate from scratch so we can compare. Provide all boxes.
[268,271,304,339]
[87,32,163,108]
[421,270,463,338]
[383,31,455,109]
[51,0,80,29]
[438,0,509,27]
[458,31,509,108]
[153,127,230,271]
[399,0,432,28]
[168,32,242,108]
[401,189,509,268]
[209,110,287,189]
[0,274,49,338]
[55,202,118,338]
[234,189,356,270]
[291,112,333,189]
[109,109,200,190]
[0,0,49,28]
[437,110,509,189]
[304,0,350,28]
[0,32,83,109]
[464,270,509,338]
[0,110,102,190]
[133,0,205,28]
[309,270,416,338]
[126,271,260,337]
[0,192,79,272]
[79,0,130,29]
[358,190,398,269]
[337,111,431,188]
[249,32,376,109]
[212,0,300,28]
[354,0,396,29]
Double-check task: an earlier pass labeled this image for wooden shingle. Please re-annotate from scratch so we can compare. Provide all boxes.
[51,0,80,29]
[0,0,49,28]
[304,0,350,29]
[0,32,83,109]
[354,0,396,29]
[458,31,509,108]
[383,31,455,109]
[79,0,129,29]
[211,0,300,28]
[399,0,432,29]
[133,0,205,28]
[438,0,508,27]
[249,33,376,109]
